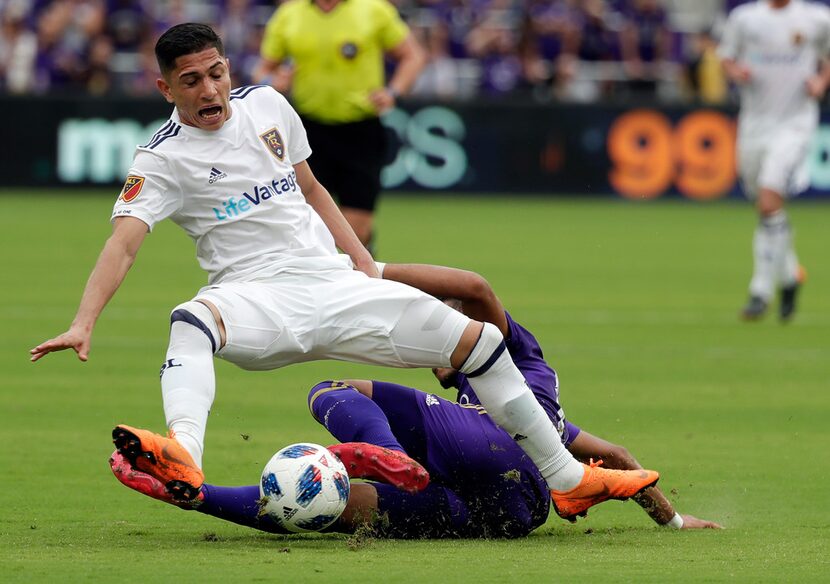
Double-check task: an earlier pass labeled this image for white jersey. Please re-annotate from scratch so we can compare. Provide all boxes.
[718,0,830,140]
[112,85,351,285]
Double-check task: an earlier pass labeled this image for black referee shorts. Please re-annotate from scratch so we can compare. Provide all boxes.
[301,116,387,212]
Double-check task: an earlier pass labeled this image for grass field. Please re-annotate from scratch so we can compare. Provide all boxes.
[2,191,829,582]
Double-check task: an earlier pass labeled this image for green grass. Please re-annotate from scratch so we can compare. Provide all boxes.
[2,191,829,582]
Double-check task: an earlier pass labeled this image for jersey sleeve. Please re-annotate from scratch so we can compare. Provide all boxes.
[717,8,744,61]
[275,91,313,163]
[111,148,182,231]
[260,5,287,62]
[375,0,410,50]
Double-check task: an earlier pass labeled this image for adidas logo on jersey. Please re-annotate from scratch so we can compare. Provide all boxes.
[208,167,228,184]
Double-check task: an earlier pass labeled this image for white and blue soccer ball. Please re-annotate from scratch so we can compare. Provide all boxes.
[259,443,350,533]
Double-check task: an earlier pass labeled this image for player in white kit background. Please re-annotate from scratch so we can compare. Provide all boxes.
[30,23,657,524]
[719,0,830,321]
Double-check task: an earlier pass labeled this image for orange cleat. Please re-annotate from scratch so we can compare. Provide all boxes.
[551,459,659,522]
[327,442,429,494]
[109,450,203,508]
[112,424,204,501]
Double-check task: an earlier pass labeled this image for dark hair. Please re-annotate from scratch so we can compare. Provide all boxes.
[155,23,225,74]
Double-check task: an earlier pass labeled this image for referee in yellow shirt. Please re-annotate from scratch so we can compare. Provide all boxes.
[254,0,426,251]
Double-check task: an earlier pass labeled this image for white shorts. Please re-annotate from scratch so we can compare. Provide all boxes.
[193,269,470,371]
[737,130,810,199]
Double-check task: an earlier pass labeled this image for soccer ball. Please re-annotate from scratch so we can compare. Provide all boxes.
[259,443,350,533]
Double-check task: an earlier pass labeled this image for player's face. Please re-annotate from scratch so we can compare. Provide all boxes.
[157,47,232,132]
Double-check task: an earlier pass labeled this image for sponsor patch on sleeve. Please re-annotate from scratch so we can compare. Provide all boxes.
[119,175,145,203]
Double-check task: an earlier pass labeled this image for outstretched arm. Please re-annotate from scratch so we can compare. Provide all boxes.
[568,430,722,529]
[30,216,148,362]
[382,264,508,336]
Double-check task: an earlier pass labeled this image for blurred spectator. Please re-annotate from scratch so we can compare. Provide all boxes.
[105,0,153,92]
[410,14,463,99]
[34,0,106,93]
[215,0,273,87]
[84,32,113,94]
[664,0,724,39]
[0,0,37,93]
[464,0,524,96]
[524,0,580,99]
[575,0,623,62]
[127,37,160,95]
[620,0,672,96]
[683,29,727,104]
[564,0,625,101]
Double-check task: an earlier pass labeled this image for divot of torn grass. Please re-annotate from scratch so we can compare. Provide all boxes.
[346,510,390,551]
[257,497,270,518]
[501,469,521,483]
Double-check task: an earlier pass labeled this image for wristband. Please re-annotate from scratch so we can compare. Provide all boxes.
[666,513,684,529]
[375,261,386,278]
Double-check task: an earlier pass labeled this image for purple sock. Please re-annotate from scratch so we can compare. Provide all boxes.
[308,381,404,452]
[197,484,289,534]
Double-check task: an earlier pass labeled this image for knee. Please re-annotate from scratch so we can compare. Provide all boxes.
[479,321,503,346]
[169,301,221,353]
[757,190,783,217]
[307,380,356,419]
[308,380,337,409]
[458,322,505,376]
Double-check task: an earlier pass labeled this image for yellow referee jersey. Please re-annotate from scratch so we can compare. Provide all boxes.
[261,0,409,123]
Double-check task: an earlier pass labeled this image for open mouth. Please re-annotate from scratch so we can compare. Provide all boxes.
[199,105,223,121]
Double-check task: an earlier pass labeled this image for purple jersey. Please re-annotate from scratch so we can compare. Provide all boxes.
[370,380,550,538]
[456,312,580,445]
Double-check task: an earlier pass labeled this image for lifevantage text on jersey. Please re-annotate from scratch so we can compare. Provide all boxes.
[212,170,298,221]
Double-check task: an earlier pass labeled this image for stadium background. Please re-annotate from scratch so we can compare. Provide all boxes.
[5,0,830,198]
[2,1,829,582]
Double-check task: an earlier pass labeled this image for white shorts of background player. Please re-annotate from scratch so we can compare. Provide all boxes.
[737,128,812,199]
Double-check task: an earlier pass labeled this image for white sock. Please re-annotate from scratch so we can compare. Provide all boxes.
[750,210,789,300]
[161,319,216,468]
[460,324,584,491]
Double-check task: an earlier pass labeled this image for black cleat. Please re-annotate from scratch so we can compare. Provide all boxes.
[740,296,768,321]
[779,282,801,322]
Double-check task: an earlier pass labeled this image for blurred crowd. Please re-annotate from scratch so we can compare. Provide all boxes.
[0,0,820,102]
[0,0,276,96]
